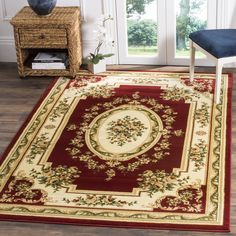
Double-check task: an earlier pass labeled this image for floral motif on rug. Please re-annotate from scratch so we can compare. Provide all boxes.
[0,71,231,232]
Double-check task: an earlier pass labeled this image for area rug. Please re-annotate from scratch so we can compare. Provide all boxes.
[0,71,231,232]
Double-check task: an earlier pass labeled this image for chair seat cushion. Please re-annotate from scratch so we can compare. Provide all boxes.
[189,29,236,59]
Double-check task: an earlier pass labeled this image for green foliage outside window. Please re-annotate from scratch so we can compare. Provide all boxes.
[127,0,207,51]
[176,0,206,50]
[128,19,157,48]
[126,0,155,17]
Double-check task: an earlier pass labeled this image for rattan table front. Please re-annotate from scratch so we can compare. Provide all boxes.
[11,7,82,77]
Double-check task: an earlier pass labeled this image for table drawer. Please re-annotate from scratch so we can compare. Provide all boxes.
[19,28,67,47]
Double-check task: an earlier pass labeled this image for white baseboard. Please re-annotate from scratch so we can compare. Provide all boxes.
[0,37,16,62]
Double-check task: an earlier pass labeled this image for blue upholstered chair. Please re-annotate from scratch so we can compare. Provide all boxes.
[189,29,236,103]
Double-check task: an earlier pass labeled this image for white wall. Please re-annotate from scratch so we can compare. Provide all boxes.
[0,0,236,63]
[0,0,106,62]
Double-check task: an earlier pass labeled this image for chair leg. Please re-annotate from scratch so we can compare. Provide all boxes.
[215,61,223,104]
[190,40,195,83]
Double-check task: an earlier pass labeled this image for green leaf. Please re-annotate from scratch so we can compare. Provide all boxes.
[86,53,114,64]
[97,54,105,60]
[91,57,100,64]
[102,53,114,58]
[89,53,95,58]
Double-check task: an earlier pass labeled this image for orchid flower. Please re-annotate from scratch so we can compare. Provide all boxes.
[87,15,114,64]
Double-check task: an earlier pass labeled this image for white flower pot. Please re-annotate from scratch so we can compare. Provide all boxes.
[87,60,106,74]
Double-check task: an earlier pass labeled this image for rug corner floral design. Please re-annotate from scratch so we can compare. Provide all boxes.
[0,71,231,232]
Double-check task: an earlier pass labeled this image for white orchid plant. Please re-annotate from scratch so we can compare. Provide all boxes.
[87,15,114,64]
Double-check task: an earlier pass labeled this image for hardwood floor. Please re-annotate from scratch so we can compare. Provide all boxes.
[0,62,235,236]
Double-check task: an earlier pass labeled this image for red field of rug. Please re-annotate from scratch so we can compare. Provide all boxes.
[0,71,232,232]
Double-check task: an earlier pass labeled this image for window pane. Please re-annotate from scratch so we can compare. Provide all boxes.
[126,0,158,56]
[176,0,207,58]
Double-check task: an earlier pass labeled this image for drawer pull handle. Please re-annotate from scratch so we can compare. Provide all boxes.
[39,34,45,39]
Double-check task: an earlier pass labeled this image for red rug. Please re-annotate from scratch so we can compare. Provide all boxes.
[0,71,232,232]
